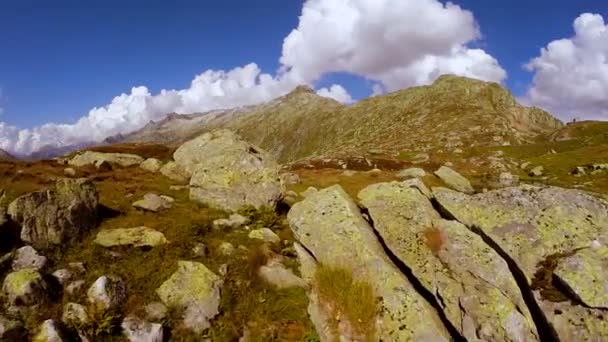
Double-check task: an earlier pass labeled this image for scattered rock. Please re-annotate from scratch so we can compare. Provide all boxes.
[160,162,190,183]
[156,261,222,333]
[63,168,76,177]
[122,316,164,342]
[280,172,300,185]
[434,166,474,194]
[2,268,48,306]
[145,302,168,322]
[0,315,26,340]
[132,193,173,212]
[87,275,127,311]
[12,246,48,271]
[396,167,426,178]
[51,269,73,286]
[65,280,86,296]
[61,302,89,327]
[186,130,284,212]
[212,214,250,230]
[341,170,356,177]
[140,158,163,173]
[69,151,144,168]
[258,260,305,289]
[218,242,235,256]
[528,166,544,177]
[248,228,280,244]
[32,319,65,342]
[8,178,99,249]
[94,227,168,248]
[192,243,208,258]
[300,187,318,198]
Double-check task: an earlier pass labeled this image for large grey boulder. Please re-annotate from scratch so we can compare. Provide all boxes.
[287,185,451,341]
[2,268,48,306]
[358,181,537,341]
[140,158,163,173]
[434,166,474,194]
[156,261,222,333]
[182,130,284,212]
[69,151,144,168]
[132,193,173,212]
[433,185,608,340]
[8,179,99,249]
[94,227,168,248]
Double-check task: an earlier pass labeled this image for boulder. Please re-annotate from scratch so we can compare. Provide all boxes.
[434,166,474,194]
[63,168,76,177]
[61,302,89,327]
[287,185,451,341]
[8,178,99,249]
[280,172,300,185]
[248,228,280,244]
[177,130,283,212]
[358,181,537,341]
[433,185,608,340]
[32,320,65,342]
[12,246,48,271]
[132,193,173,212]
[396,167,426,178]
[0,315,26,340]
[94,227,168,248]
[2,269,48,306]
[156,261,222,333]
[69,151,144,168]
[258,259,305,289]
[121,316,163,342]
[87,275,127,311]
[160,162,190,183]
[144,302,168,321]
[528,166,544,177]
[212,214,250,230]
[140,158,163,173]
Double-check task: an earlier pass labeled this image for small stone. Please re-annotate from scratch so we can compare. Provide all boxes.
[2,269,48,306]
[122,316,164,342]
[192,243,208,257]
[248,228,280,244]
[0,315,26,340]
[140,158,164,173]
[94,227,168,248]
[87,275,127,311]
[528,166,544,177]
[32,319,65,342]
[282,190,300,207]
[218,242,235,256]
[63,168,76,177]
[499,172,517,187]
[52,269,73,286]
[396,168,426,179]
[61,302,89,327]
[65,280,86,296]
[12,246,48,271]
[132,193,173,212]
[145,302,168,322]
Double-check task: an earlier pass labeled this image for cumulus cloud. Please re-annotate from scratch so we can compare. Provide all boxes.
[524,13,608,121]
[317,84,354,103]
[0,0,507,155]
[281,0,506,91]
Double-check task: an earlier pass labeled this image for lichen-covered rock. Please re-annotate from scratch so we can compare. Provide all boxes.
[287,185,450,341]
[554,247,608,309]
[280,172,300,185]
[8,178,99,249]
[140,158,163,173]
[212,213,250,230]
[181,130,284,212]
[358,181,537,341]
[132,193,173,212]
[433,185,608,340]
[0,315,26,340]
[528,166,544,177]
[248,228,280,244]
[160,161,190,183]
[61,302,89,327]
[156,261,222,333]
[12,246,48,271]
[122,316,163,342]
[32,320,64,342]
[434,166,474,194]
[87,275,127,311]
[94,227,168,248]
[258,259,305,289]
[397,167,426,178]
[69,151,144,168]
[145,302,168,321]
[2,268,48,306]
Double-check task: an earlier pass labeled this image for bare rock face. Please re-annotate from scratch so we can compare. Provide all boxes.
[121,316,164,342]
[8,178,99,249]
[433,185,608,340]
[287,185,451,341]
[177,130,284,212]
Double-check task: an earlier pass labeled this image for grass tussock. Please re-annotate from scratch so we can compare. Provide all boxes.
[314,265,377,341]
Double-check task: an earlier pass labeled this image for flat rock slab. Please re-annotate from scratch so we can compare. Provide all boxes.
[95,227,168,248]
[132,193,173,212]
[434,166,474,194]
[69,151,144,168]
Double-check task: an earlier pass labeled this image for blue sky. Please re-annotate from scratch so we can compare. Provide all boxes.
[0,0,607,154]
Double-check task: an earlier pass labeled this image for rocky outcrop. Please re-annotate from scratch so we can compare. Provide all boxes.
[139,158,163,173]
[69,151,144,168]
[433,185,608,340]
[287,185,451,341]
[8,179,99,249]
[181,130,284,212]
[156,261,222,333]
[94,227,168,248]
[358,181,537,341]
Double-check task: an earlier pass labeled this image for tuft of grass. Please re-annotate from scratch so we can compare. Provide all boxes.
[238,206,283,230]
[314,265,377,341]
[69,303,122,339]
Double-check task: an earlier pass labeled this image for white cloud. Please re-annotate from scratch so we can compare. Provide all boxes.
[280,0,506,91]
[317,84,353,103]
[524,13,608,121]
[0,0,507,156]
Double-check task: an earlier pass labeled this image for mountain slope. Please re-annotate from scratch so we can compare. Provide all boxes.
[0,148,15,160]
[117,75,563,163]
